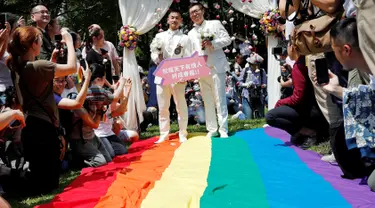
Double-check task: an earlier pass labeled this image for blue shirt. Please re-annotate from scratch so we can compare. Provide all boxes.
[54,93,62,105]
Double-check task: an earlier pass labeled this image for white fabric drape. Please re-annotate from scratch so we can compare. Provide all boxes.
[118,0,173,130]
[267,36,281,110]
[225,0,277,18]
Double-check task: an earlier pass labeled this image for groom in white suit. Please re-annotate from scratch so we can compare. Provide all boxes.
[188,3,232,138]
[151,10,191,143]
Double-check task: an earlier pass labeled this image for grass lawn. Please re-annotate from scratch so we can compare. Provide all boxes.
[5,118,331,207]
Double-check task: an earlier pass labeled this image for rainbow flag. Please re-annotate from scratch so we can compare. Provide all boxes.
[36,128,375,208]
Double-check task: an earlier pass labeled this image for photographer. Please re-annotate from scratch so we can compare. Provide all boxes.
[69,63,126,167]
[54,31,86,96]
[239,53,267,119]
[314,18,375,189]
[6,26,77,195]
[277,62,293,99]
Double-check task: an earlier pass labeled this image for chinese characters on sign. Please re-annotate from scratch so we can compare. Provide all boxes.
[154,52,211,85]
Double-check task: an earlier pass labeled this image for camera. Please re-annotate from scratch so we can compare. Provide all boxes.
[272,40,289,61]
[55,34,63,50]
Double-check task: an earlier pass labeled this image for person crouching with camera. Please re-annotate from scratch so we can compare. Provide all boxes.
[68,63,127,168]
[266,40,320,149]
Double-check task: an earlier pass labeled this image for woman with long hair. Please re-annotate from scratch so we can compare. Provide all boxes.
[85,26,113,85]
[6,26,76,195]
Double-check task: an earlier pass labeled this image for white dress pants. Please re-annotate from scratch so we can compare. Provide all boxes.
[199,71,228,134]
[156,83,188,139]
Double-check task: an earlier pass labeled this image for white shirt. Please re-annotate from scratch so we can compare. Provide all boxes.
[150,29,192,84]
[94,107,115,137]
[285,12,296,40]
[0,51,13,92]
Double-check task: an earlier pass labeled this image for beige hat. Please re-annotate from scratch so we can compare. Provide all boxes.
[247,52,264,65]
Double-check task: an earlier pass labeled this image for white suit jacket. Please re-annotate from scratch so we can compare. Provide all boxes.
[188,20,232,74]
[150,29,192,84]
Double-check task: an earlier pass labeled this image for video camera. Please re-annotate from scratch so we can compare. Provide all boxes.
[272,39,289,61]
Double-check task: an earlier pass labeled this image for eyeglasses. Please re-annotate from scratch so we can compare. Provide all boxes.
[32,10,50,15]
[189,9,201,16]
[54,79,67,85]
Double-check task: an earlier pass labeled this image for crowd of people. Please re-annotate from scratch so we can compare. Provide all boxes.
[0,5,141,205]
[266,0,375,193]
[0,0,374,206]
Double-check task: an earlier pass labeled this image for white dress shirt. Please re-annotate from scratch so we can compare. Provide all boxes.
[150,29,192,84]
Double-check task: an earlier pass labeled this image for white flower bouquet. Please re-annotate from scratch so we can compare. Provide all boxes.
[150,37,163,54]
[200,31,215,50]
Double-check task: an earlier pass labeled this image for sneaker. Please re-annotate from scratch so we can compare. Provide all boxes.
[154,135,169,144]
[206,131,220,138]
[179,135,188,143]
[321,153,336,163]
[220,132,229,138]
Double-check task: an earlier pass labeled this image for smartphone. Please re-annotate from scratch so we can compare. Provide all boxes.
[100,48,108,55]
[0,13,7,30]
[55,34,62,41]
[272,47,283,55]
[79,58,86,70]
[9,120,21,129]
[315,58,329,84]
[55,34,63,50]
[112,75,119,81]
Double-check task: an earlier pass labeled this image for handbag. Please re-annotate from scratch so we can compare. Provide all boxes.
[291,9,344,55]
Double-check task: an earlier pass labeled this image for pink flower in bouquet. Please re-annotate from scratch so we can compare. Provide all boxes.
[216,15,220,19]
[224,49,230,53]
[158,28,164,32]
[119,42,124,47]
[229,9,234,14]
[215,4,220,9]
[244,24,248,29]
[242,0,246,2]
[228,2,233,6]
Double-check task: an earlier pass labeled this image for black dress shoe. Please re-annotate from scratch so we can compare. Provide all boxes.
[299,137,317,150]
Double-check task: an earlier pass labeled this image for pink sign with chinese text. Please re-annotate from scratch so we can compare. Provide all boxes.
[153,52,211,85]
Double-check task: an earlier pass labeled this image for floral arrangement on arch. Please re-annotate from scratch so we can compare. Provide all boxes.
[259,9,280,37]
[118,25,139,50]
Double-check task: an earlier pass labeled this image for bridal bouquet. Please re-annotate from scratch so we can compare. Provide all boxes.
[200,32,215,50]
[150,37,163,54]
[118,25,139,50]
[259,9,280,37]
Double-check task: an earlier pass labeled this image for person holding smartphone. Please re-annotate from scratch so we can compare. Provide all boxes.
[6,26,77,195]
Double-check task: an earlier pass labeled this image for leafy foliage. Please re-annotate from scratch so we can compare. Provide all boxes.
[1,0,268,70]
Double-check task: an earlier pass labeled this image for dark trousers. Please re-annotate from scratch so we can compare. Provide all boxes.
[266,105,329,138]
[330,123,374,179]
[22,116,61,195]
[266,105,303,136]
